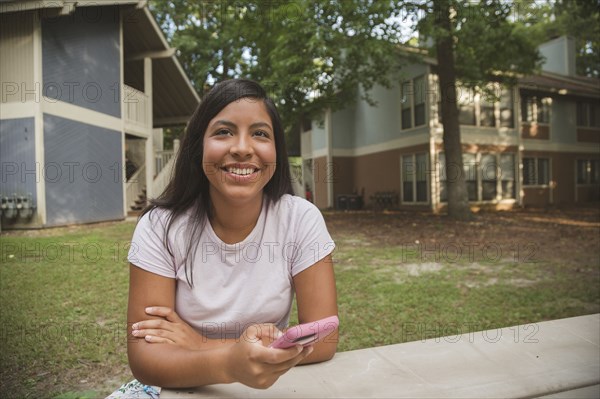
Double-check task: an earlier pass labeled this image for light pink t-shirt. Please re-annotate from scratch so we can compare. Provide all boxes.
[128,194,335,339]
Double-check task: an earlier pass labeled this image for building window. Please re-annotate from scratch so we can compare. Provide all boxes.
[481,153,497,200]
[454,84,513,128]
[402,153,428,203]
[458,87,476,126]
[499,89,514,128]
[576,102,600,128]
[463,153,478,201]
[401,81,412,130]
[413,76,426,127]
[499,153,516,199]
[521,96,551,124]
[401,76,427,130]
[577,159,600,185]
[523,157,549,186]
[439,152,516,202]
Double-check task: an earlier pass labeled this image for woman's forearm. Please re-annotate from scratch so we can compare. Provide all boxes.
[298,329,338,365]
[128,340,233,387]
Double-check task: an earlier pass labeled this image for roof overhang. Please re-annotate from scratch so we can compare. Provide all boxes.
[122,6,200,127]
[518,72,600,99]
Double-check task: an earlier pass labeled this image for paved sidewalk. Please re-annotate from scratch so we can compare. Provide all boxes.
[161,314,600,398]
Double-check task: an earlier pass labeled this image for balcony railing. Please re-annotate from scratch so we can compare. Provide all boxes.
[124,85,149,128]
[155,150,175,177]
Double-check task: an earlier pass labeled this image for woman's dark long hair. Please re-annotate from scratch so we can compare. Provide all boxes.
[142,79,294,286]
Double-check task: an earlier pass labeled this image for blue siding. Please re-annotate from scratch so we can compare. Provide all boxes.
[311,119,327,152]
[0,118,37,205]
[44,114,123,226]
[332,107,356,149]
[551,97,577,144]
[354,83,403,147]
[42,6,121,117]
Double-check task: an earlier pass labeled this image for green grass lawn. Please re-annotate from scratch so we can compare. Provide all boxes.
[1,216,598,398]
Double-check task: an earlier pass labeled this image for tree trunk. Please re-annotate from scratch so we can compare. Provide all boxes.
[434,0,472,220]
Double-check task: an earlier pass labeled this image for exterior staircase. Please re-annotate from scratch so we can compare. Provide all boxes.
[128,187,147,216]
[125,140,178,218]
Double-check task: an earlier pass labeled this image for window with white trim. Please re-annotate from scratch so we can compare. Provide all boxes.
[499,89,514,128]
[401,76,427,130]
[522,157,549,186]
[521,96,551,124]
[439,152,516,202]
[481,153,497,200]
[402,153,428,203]
[576,101,600,128]
[463,153,478,201]
[499,153,516,199]
[413,76,426,127]
[458,87,476,126]
[450,84,514,128]
[577,159,600,185]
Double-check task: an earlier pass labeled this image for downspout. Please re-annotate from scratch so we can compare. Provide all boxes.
[326,108,334,209]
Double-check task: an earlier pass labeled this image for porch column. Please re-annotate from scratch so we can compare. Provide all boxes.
[144,56,154,199]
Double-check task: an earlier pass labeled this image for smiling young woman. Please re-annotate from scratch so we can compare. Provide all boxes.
[107,80,338,398]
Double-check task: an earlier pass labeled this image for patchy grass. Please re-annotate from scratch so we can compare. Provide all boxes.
[1,222,133,399]
[1,206,599,398]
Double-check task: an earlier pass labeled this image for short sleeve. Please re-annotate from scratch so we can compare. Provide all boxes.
[127,209,177,278]
[289,202,335,276]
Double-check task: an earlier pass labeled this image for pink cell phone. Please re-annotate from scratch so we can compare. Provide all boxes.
[269,315,339,349]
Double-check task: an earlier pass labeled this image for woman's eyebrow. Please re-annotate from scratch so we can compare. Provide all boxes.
[250,122,273,131]
[210,120,272,131]
[210,120,236,129]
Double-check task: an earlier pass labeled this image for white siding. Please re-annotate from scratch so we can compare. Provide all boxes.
[0,11,34,104]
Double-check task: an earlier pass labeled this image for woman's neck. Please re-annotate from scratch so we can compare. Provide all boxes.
[209,193,264,244]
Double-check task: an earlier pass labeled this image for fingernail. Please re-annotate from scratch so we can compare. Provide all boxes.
[132,323,138,330]
[145,335,152,341]
[145,307,152,313]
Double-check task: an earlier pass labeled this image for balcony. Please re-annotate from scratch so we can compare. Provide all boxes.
[124,84,150,136]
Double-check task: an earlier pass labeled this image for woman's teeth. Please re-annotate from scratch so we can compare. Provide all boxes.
[228,167,255,176]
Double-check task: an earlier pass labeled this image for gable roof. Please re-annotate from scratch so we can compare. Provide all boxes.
[1,0,200,127]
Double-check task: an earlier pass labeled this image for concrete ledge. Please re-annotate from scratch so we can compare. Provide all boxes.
[161,314,600,398]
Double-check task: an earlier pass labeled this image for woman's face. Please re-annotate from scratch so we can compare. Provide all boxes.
[202,98,277,206]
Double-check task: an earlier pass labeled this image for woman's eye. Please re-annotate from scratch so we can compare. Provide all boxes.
[254,130,269,138]
[215,129,232,136]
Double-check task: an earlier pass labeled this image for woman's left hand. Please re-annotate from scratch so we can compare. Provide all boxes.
[131,306,205,350]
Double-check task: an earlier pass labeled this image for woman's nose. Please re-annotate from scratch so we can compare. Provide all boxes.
[230,133,253,157]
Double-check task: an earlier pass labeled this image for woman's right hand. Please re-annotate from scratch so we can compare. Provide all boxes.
[225,324,314,389]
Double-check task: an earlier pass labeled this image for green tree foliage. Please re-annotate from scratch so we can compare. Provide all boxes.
[150,0,404,134]
[511,0,600,77]
[150,0,549,219]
